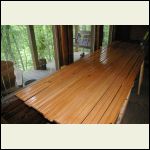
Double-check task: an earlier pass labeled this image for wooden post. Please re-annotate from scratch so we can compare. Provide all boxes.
[91,26,95,52]
[52,26,60,70]
[27,25,39,70]
[75,25,79,52]
[108,25,113,45]
[111,25,116,42]
[137,61,144,95]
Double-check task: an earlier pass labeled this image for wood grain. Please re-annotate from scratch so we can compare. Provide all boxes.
[15,42,144,124]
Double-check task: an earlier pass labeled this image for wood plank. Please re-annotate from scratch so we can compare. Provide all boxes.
[16,42,121,101]
[15,42,144,124]
[82,52,142,124]
[30,44,138,122]
[45,47,140,123]
[25,45,126,109]
[99,57,143,124]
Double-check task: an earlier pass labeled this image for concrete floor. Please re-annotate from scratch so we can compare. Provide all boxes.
[121,66,149,124]
[74,51,90,62]
[15,51,90,86]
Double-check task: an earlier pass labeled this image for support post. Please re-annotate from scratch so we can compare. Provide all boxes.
[91,25,95,52]
[52,26,60,70]
[108,25,113,45]
[75,25,79,52]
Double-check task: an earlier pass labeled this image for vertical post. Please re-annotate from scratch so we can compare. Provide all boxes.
[75,25,79,52]
[52,26,60,70]
[94,25,103,50]
[108,25,113,45]
[27,25,39,70]
[137,61,144,95]
[111,25,116,42]
[91,25,95,52]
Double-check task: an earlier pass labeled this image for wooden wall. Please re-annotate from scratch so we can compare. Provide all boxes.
[113,25,149,43]
[112,25,149,66]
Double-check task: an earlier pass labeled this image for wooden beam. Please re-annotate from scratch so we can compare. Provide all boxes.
[52,26,60,70]
[111,25,117,42]
[108,25,113,45]
[75,25,79,52]
[91,25,95,52]
[27,25,39,70]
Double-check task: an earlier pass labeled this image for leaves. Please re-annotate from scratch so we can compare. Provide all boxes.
[1,25,55,71]
[102,25,110,47]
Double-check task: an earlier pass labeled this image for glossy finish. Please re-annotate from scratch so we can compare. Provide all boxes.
[15,42,144,124]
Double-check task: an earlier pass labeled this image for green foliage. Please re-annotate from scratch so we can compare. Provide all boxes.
[103,25,110,47]
[1,25,109,72]
[1,25,33,70]
[34,25,54,62]
[79,25,91,31]
[1,25,55,71]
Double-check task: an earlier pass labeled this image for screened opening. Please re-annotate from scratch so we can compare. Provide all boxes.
[102,25,110,47]
[34,25,55,71]
[73,25,92,62]
[1,25,33,71]
[1,25,56,97]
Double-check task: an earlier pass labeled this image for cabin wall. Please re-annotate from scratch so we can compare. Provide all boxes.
[113,25,149,66]
[113,25,148,42]
[130,25,148,41]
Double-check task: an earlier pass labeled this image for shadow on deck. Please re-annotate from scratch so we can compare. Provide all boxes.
[1,95,57,124]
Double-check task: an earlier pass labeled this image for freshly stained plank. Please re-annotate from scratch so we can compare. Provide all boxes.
[99,57,143,124]
[15,42,144,124]
[82,52,143,124]
[16,43,120,101]
[16,50,101,100]
[15,41,122,101]
[26,48,126,111]
[44,46,140,123]
[25,46,124,109]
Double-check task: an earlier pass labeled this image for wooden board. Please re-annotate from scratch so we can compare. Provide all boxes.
[15,42,144,124]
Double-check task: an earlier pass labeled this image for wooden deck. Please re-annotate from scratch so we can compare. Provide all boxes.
[15,42,144,124]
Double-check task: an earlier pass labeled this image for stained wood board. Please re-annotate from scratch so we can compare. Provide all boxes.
[15,42,144,124]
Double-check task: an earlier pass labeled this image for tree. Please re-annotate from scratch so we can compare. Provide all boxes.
[1,25,55,71]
